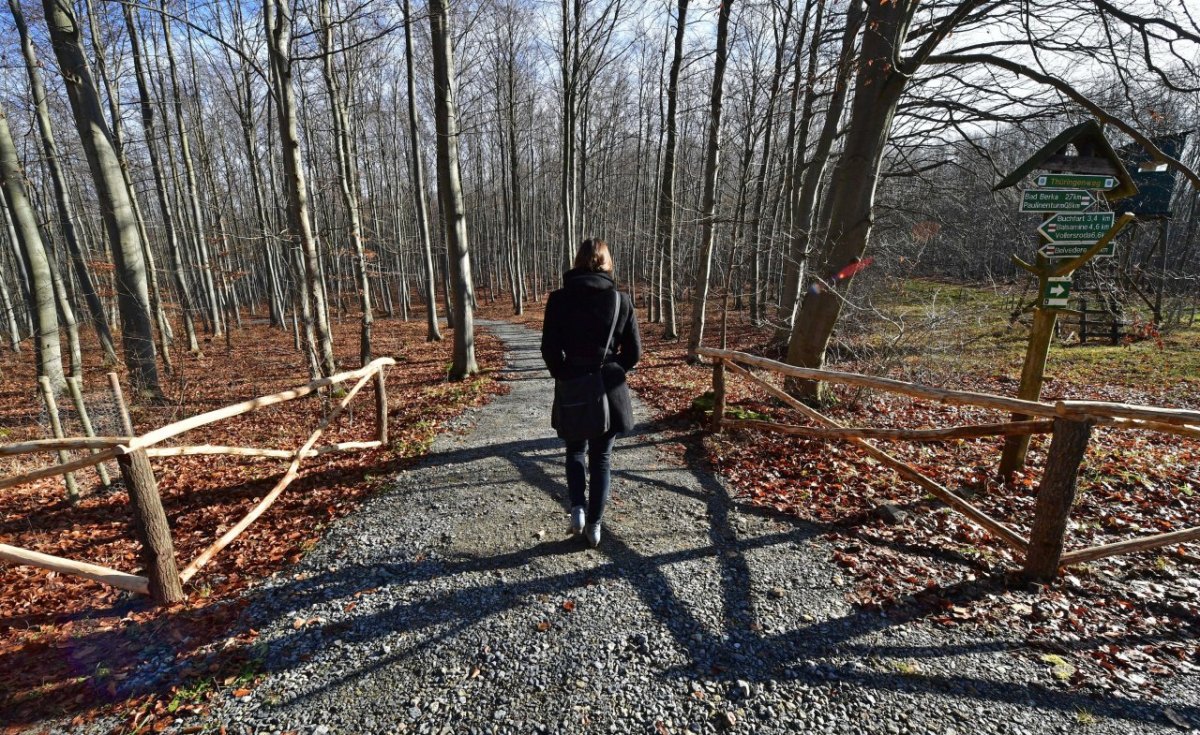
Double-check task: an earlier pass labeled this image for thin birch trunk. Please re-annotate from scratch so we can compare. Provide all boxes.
[686,0,733,361]
[403,0,442,341]
[655,0,688,339]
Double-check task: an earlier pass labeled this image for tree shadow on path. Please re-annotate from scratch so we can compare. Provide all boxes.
[233,417,1196,730]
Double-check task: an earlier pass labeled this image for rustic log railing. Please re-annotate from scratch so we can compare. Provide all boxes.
[697,347,1199,580]
[0,357,395,605]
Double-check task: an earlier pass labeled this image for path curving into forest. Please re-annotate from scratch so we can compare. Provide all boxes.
[169,321,1194,735]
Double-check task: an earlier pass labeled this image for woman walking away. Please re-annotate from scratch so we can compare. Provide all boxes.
[541,238,642,547]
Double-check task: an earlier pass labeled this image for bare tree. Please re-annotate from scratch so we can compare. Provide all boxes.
[686,0,734,361]
[429,0,478,378]
[0,107,64,393]
[264,0,338,378]
[8,0,117,367]
[403,0,442,342]
[41,0,162,396]
[653,0,688,340]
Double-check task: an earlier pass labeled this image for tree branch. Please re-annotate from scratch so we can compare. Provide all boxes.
[925,52,1200,190]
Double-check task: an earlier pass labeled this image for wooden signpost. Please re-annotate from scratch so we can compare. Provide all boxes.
[993,121,1138,476]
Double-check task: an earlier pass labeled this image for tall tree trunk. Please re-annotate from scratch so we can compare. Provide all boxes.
[504,40,525,316]
[42,0,161,396]
[320,0,373,365]
[404,0,442,342]
[160,0,223,337]
[0,250,19,351]
[778,0,854,334]
[264,0,337,378]
[0,109,64,393]
[85,0,173,367]
[428,0,478,379]
[655,0,688,339]
[785,0,908,401]
[9,0,116,366]
[124,3,201,354]
[746,0,795,326]
[560,0,580,270]
[686,0,733,361]
[37,216,82,377]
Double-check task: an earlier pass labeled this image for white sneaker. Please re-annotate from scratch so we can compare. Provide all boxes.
[569,506,586,535]
[585,522,602,548]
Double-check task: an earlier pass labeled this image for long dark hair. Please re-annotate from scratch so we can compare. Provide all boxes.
[573,238,613,273]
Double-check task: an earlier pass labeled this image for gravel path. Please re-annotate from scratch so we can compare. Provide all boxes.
[190,321,1197,735]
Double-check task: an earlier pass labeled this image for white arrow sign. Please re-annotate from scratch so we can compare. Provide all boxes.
[1042,276,1072,308]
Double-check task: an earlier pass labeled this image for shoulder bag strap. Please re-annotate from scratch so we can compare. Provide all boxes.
[599,290,620,368]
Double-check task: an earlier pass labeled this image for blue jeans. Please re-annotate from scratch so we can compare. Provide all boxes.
[564,430,618,524]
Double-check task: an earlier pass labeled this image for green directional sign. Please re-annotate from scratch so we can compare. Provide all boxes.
[1042,276,1072,308]
[1038,242,1116,259]
[1020,188,1095,213]
[1037,212,1115,243]
[1035,173,1117,190]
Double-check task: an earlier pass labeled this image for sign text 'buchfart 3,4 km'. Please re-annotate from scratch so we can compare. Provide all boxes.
[1034,173,1117,190]
[1020,188,1095,213]
[1037,212,1116,243]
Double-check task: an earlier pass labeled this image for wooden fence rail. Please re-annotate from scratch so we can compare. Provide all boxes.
[0,358,395,605]
[697,347,1198,580]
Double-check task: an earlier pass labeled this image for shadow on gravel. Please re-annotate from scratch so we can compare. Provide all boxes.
[226,422,1196,731]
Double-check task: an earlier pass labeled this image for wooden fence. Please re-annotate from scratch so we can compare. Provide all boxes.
[0,357,395,604]
[698,347,1200,580]
[1076,298,1128,345]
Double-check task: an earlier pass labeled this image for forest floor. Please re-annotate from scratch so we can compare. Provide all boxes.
[3,277,1199,734]
[0,312,506,731]
[619,276,1200,702]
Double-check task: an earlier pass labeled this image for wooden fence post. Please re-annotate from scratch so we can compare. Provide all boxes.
[1079,298,1087,343]
[67,377,111,488]
[711,360,726,433]
[116,448,184,604]
[39,377,79,501]
[1023,418,1093,581]
[107,372,135,435]
[375,367,389,445]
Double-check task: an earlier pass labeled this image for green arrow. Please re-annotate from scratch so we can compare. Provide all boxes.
[1037,212,1116,243]
[1034,173,1117,190]
[1020,188,1095,213]
[1042,277,1072,306]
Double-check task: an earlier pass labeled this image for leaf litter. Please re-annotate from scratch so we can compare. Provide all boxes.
[609,299,1199,700]
[0,317,505,730]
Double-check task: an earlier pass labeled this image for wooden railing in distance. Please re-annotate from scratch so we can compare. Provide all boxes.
[698,347,1200,580]
[0,358,395,605]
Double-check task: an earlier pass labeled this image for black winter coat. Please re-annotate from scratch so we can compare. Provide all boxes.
[540,268,642,434]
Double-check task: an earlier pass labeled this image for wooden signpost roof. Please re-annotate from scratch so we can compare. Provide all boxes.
[994,120,1139,201]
